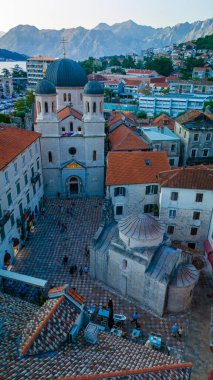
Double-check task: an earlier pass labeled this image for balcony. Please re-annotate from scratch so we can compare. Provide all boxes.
[31,172,40,185]
[0,210,11,227]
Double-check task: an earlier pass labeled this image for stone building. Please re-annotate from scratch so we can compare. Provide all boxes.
[0,126,43,268]
[90,212,198,316]
[174,110,213,165]
[158,166,213,252]
[0,76,13,97]
[106,151,170,220]
[34,58,105,198]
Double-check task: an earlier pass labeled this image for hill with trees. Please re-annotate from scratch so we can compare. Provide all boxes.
[0,48,28,61]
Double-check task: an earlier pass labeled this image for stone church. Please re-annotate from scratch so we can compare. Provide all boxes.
[34,58,105,198]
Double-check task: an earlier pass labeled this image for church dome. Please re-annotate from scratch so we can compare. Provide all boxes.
[35,78,56,95]
[118,213,165,248]
[45,58,88,88]
[84,80,104,95]
[171,264,199,287]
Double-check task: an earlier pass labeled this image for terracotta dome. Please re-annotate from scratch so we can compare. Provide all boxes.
[118,213,165,248]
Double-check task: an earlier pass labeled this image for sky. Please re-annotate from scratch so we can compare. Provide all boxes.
[0,0,212,32]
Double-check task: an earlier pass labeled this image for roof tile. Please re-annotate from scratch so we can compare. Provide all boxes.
[158,166,213,190]
[109,124,148,151]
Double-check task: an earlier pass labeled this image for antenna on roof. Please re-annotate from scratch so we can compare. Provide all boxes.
[92,59,95,80]
[60,37,68,58]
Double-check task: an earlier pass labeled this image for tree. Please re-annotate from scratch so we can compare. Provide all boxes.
[0,113,11,123]
[122,55,135,69]
[104,88,113,102]
[136,111,147,119]
[12,64,27,78]
[145,57,173,76]
[109,57,121,66]
[180,57,205,78]
[14,91,35,119]
[111,67,126,74]
[1,68,10,77]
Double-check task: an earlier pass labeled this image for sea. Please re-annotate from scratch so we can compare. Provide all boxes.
[0,61,26,74]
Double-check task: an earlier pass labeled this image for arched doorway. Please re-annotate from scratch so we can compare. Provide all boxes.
[66,176,82,196]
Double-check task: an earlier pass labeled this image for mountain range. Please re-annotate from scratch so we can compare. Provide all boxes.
[0,18,212,60]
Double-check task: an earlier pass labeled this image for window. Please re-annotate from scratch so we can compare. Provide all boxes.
[16,182,21,195]
[206,133,211,141]
[0,226,5,241]
[63,93,67,102]
[48,151,53,162]
[4,171,9,184]
[145,185,158,195]
[184,131,186,138]
[116,205,123,215]
[62,127,65,132]
[196,193,203,202]
[35,143,38,154]
[31,166,34,177]
[7,192,12,206]
[93,150,97,161]
[171,192,178,201]
[68,93,71,102]
[86,101,90,113]
[154,144,160,151]
[167,226,174,234]
[29,148,32,158]
[114,187,126,197]
[37,101,41,113]
[80,93,83,101]
[144,204,154,213]
[19,202,23,217]
[100,101,103,113]
[202,149,208,157]
[191,149,197,158]
[69,147,77,155]
[78,127,82,133]
[93,102,96,113]
[169,209,176,218]
[52,102,55,112]
[24,173,28,185]
[122,259,127,269]
[37,159,40,170]
[26,192,30,204]
[14,162,18,174]
[22,155,26,167]
[171,144,176,152]
[193,133,199,142]
[10,213,15,227]
[191,227,198,236]
[44,102,48,113]
[33,185,36,195]
[145,160,151,166]
[188,243,196,249]
[70,122,73,132]
[193,211,200,220]
[179,127,181,134]
[169,158,175,166]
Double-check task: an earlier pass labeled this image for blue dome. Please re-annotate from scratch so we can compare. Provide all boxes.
[84,80,104,95]
[46,58,88,88]
[35,78,56,95]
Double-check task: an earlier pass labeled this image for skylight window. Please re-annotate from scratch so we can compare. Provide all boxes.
[145,160,151,166]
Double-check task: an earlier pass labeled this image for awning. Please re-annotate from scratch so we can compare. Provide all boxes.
[208,253,213,269]
[204,240,213,255]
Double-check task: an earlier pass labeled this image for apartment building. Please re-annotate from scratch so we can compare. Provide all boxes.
[26,56,57,89]
[0,76,13,97]
[0,126,43,268]
[169,79,213,95]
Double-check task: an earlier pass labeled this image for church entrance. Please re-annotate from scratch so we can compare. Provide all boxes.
[69,176,79,194]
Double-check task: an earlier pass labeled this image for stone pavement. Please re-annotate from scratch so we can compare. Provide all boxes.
[10,199,212,379]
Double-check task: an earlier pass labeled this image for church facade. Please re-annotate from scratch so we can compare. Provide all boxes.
[34,58,105,198]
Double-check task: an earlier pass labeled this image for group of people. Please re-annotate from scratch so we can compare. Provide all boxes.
[171,323,183,338]
[62,256,89,276]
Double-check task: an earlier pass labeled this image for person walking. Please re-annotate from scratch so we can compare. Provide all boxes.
[84,264,89,274]
[178,325,183,338]
[171,323,178,337]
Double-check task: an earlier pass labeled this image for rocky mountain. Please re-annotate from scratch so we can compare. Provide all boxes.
[0,32,5,38]
[0,18,212,60]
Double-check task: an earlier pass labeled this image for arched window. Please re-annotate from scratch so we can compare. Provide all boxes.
[78,127,82,133]
[93,150,97,161]
[48,151,52,162]
[100,101,103,113]
[37,101,41,113]
[70,122,73,132]
[80,93,83,101]
[44,102,48,113]
[122,259,127,269]
[86,101,90,113]
[68,93,71,102]
[93,102,96,113]
[63,93,67,102]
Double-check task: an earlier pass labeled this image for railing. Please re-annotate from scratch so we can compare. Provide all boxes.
[0,210,11,227]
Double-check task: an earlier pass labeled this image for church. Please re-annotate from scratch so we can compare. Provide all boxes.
[34,58,105,198]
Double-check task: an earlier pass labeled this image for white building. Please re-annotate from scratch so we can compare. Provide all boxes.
[0,76,13,97]
[34,58,105,198]
[0,126,43,268]
[158,166,213,252]
[139,93,212,117]
[26,56,56,89]
[106,151,170,220]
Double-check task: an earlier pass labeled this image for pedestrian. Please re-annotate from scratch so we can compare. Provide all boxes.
[84,264,89,274]
[62,255,68,265]
[79,267,83,276]
[178,325,183,338]
[131,311,139,324]
[69,266,73,276]
[171,323,178,337]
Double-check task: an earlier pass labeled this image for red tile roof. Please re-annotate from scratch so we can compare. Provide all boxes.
[106,151,170,185]
[0,126,41,170]
[153,114,175,131]
[158,166,213,190]
[127,69,156,75]
[109,124,148,151]
[176,110,212,124]
[68,289,85,305]
[27,56,56,61]
[58,106,82,121]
